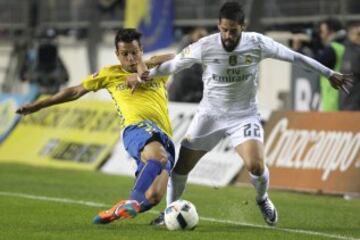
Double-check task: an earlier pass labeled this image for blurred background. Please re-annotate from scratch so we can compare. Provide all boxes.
[0,0,359,196]
[0,3,359,236]
[0,0,359,112]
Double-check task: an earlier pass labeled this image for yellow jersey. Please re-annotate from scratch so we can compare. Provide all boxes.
[82,65,172,137]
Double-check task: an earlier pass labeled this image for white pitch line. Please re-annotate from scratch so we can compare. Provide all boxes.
[199,217,359,240]
[0,191,358,240]
[0,191,108,208]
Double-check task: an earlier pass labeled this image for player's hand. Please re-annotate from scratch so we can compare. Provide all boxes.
[139,70,150,81]
[126,73,143,94]
[329,72,353,94]
[16,103,42,115]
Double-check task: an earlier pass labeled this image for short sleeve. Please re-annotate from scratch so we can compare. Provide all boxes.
[81,68,108,92]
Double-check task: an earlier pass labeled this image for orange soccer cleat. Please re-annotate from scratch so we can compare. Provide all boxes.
[93,200,140,224]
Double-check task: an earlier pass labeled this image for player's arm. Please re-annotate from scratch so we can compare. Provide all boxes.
[290,52,352,93]
[260,35,353,93]
[16,84,89,115]
[128,53,195,89]
[128,43,201,90]
[144,54,175,69]
[148,42,202,77]
[148,55,198,77]
[126,54,176,92]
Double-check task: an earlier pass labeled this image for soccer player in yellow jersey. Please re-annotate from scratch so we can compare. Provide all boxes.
[16,28,175,224]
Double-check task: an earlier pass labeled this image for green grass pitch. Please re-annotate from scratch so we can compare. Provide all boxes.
[0,163,359,240]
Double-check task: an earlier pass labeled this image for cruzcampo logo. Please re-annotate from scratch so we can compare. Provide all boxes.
[229,55,237,66]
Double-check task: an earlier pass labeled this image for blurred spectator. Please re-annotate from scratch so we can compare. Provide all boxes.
[339,22,360,110]
[316,18,346,111]
[20,29,69,94]
[318,18,346,47]
[167,27,208,102]
[290,32,314,57]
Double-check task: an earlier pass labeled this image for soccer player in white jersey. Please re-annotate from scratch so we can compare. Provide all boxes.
[141,1,352,226]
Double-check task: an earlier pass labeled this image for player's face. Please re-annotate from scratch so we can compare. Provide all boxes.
[218,18,244,52]
[116,40,143,73]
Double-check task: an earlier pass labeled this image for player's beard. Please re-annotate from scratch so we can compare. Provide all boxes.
[221,36,241,52]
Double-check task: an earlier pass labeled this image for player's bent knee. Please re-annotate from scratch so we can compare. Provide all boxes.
[141,143,168,166]
[247,161,265,176]
[159,158,168,167]
[144,156,168,167]
[150,154,168,166]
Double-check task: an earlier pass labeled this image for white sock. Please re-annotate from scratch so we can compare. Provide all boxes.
[166,172,188,207]
[249,166,269,202]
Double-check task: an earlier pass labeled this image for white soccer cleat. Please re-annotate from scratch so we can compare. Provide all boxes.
[257,197,278,226]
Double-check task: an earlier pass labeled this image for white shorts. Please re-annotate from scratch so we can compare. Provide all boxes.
[181,113,264,151]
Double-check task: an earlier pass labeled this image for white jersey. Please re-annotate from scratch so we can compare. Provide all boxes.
[150,32,333,117]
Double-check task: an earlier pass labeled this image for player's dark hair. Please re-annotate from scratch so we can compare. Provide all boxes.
[114,28,142,50]
[321,18,343,32]
[219,1,245,24]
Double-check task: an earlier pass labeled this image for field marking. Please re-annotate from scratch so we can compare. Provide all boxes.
[0,191,358,240]
[199,217,359,240]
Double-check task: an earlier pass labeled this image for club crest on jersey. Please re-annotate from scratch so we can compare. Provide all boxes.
[181,46,191,58]
[229,55,237,66]
[245,55,252,64]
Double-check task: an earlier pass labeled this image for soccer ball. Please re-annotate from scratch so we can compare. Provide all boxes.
[164,199,199,231]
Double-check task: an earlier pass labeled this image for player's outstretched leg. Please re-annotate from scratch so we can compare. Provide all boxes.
[93,200,140,224]
[249,166,278,226]
[257,197,278,226]
[93,159,163,224]
[150,146,205,226]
